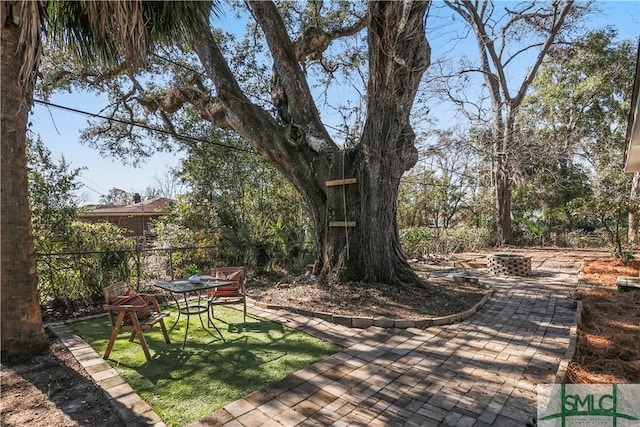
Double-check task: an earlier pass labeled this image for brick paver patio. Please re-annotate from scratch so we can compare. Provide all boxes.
[187,268,578,426]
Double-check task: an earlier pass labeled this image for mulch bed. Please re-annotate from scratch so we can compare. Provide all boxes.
[246,271,489,320]
[1,331,124,427]
[579,257,640,286]
[568,258,640,383]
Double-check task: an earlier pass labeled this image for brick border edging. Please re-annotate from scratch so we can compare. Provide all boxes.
[576,279,612,291]
[47,320,167,427]
[553,273,594,383]
[553,299,582,383]
[250,282,495,329]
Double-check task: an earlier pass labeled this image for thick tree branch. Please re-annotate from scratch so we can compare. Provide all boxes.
[137,86,233,129]
[461,0,512,103]
[293,15,367,61]
[191,30,282,151]
[236,4,366,156]
[514,0,575,107]
[365,1,430,171]
[249,2,321,124]
[368,1,430,115]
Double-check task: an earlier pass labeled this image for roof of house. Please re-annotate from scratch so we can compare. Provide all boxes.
[80,197,174,217]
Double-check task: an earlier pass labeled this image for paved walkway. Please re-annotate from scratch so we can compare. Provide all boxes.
[189,268,578,427]
[51,265,579,427]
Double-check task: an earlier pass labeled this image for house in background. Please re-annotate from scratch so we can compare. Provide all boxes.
[79,195,173,238]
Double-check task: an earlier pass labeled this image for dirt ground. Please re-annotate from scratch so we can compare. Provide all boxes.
[1,247,636,426]
[0,331,124,427]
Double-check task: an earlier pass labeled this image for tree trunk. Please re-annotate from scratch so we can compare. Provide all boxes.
[322,1,429,284]
[494,121,514,246]
[319,133,418,285]
[628,172,640,245]
[494,159,513,245]
[1,14,48,361]
[192,1,430,285]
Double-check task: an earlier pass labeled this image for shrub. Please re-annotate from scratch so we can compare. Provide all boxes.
[37,221,136,314]
[400,226,493,257]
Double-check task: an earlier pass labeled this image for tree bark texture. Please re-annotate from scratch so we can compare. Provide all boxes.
[493,112,515,246]
[1,10,48,361]
[494,160,513,245]
[190,1,431,285]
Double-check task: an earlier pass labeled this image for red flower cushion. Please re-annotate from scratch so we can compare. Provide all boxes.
[210,271,242,297]
[107,286,133,304]
[115,293,152,322]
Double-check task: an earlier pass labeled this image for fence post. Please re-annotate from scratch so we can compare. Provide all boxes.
[135,245,142,291]
[168,250,174,279]
[46,256,54,300]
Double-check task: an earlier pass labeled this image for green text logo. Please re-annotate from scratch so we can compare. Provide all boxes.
[538,384,640,427]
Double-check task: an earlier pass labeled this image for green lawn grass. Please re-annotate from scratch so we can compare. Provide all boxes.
[70,305,340,426]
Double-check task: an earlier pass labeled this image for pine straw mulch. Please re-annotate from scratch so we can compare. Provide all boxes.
[568,258,640,383]
[578,257,640,286]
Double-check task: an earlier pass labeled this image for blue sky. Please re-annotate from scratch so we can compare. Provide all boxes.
[30,1,640,205]
[31,91,180,204]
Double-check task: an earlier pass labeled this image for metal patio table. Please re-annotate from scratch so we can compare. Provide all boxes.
[154,276,233,349]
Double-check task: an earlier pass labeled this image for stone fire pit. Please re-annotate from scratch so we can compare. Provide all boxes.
[487,254,532,276]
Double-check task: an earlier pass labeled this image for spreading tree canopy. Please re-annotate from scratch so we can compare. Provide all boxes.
[47,1,433,285]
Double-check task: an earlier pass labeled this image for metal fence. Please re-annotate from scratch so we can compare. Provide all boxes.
[35,245,222,306]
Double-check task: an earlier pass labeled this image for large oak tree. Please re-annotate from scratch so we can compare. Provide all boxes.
[104,1,432,285]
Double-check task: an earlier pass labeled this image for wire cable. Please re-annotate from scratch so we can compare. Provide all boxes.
[33,99,257,154]
[78,180,104,196]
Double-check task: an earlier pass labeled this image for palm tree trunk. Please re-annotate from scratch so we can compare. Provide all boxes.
[1,12,48,361]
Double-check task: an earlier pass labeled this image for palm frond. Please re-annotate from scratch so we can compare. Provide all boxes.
[17,0,47,93]
[46,0,217,69]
